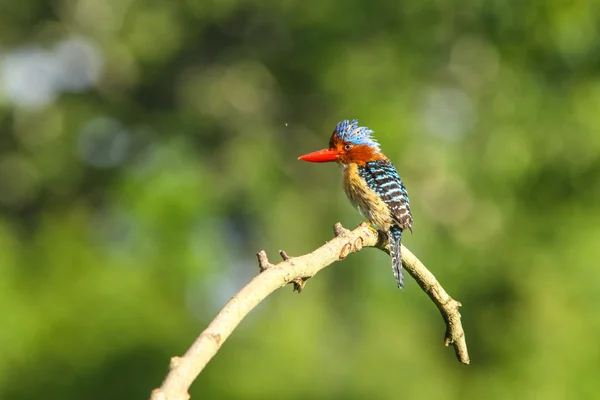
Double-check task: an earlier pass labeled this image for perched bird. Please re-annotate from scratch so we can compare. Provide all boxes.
[298,119,412,288]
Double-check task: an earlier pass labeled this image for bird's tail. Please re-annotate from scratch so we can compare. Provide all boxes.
[388,226,404,289]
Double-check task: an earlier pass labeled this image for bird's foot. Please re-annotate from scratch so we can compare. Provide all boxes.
[360,221,379,234]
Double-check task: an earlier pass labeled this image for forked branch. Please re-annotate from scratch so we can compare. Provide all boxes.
[150,223,469,400]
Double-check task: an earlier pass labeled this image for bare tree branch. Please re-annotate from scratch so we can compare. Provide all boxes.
[150,222,469,400]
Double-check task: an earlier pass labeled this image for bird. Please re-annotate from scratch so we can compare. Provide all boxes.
[298,119,412,288]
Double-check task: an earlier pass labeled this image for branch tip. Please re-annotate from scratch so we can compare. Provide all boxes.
[279,250,291,261]
[292,278,308,293]
[333,223,349,236]
[257,250,272,272]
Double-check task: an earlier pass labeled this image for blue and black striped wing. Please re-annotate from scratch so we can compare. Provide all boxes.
[360,160,412,231]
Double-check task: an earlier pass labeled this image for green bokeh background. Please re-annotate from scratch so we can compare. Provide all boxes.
[1,1,599,399]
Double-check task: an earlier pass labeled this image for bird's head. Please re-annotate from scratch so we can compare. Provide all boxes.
[298,119,383,166]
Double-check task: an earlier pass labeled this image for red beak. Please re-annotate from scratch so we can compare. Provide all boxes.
[298,148,339,163]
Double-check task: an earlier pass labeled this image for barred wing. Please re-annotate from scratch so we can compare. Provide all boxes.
[360,160,412,231]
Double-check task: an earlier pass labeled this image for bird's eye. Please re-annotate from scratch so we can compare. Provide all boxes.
[344,144,353,151]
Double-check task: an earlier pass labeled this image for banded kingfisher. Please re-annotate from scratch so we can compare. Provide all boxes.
[298,119,412,288]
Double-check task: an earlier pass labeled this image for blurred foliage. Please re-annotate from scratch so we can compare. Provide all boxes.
[0,0,599,399]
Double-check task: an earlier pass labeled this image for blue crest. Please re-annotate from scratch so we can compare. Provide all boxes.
[334,119,380,151]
